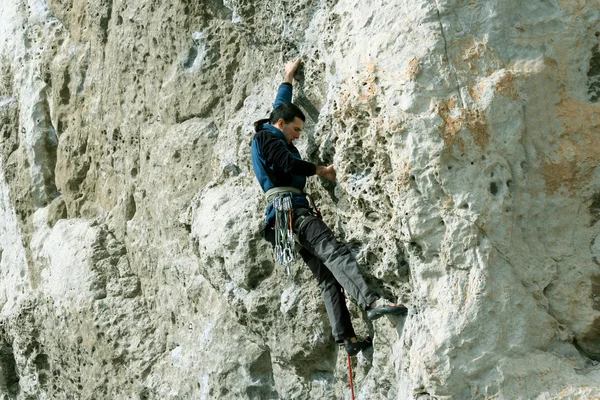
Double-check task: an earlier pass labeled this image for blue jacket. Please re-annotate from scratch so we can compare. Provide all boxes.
[251,83,316,224]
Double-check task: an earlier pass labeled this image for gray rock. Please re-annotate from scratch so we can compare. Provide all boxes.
[0,0,599,398]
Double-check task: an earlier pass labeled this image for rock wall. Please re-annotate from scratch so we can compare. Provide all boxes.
[1,0,600,398]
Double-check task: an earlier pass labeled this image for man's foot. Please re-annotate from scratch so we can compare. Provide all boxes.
[344,336,372,356]
[367,299,408,321]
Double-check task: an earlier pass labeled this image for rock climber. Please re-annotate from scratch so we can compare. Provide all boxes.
[251,58,407,356]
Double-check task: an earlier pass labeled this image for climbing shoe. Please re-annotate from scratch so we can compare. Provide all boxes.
[344,336,373,356]
[367,300,408,321]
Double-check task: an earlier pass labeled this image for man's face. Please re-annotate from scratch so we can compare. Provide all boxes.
[277,117,303,144]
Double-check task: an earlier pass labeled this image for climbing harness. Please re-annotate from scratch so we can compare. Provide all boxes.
[265,186,302,204]
[273,194,295,275]
[347,354,356,400]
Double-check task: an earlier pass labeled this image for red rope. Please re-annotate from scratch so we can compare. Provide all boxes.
[307,194,323,219]
[347,354,355,400]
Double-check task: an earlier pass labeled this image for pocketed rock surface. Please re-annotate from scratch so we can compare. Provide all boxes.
[1,0,600,398]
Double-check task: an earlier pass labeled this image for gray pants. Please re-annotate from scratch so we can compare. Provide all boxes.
[294,209,379,342]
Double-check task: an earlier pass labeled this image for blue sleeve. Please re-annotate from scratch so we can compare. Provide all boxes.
[273,83,293,109]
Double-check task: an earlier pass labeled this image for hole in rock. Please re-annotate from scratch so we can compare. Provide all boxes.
[490,182,499,195]
[589,192,600,225]
[0,344,20,395]
[588,43,600,102]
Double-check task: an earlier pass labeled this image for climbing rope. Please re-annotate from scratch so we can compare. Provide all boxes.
[347,354,355,400]
[273,194,295,275]
[306,193,322,220]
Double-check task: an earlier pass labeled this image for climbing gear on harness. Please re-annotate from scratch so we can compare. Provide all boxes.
[344,336,373,356]
[347,353,356,400]
[266,186,324,276]
[273,194,295,275]
[367,299,408,321]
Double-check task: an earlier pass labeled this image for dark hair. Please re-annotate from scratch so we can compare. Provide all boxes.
[269,103,305,125]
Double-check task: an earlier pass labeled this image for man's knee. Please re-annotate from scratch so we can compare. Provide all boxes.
[318,273,339,292]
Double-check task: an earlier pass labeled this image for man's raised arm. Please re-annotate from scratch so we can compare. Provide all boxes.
[273,58,302,109]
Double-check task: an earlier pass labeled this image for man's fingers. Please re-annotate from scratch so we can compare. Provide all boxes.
[287,58,302,72]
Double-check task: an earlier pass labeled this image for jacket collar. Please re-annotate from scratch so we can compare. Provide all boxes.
[263,124,285,139]
[263,123,287,141]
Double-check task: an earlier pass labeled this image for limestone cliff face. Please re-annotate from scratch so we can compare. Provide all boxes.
[1,0,600,398]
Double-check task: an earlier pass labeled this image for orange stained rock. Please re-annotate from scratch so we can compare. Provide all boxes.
[407,57,420,80]
[438,98,490,151]
[495,72,519,100]
[542,98,600,195]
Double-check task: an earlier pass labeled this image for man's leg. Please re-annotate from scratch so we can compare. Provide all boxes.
[297,215,379,310]
[298,248,355,343]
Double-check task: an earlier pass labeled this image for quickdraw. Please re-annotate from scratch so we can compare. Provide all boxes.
[273,194,295,276]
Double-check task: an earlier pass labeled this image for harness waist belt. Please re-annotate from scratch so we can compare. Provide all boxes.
[265,186,304,204]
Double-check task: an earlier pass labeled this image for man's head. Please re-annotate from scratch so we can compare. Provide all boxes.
[270,103,305,144]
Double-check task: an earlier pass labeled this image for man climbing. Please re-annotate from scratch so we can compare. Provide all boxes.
[251,58,407,356]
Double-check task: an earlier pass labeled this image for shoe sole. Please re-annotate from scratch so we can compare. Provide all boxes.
[367,305,408,321]
[345,338,373,356]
